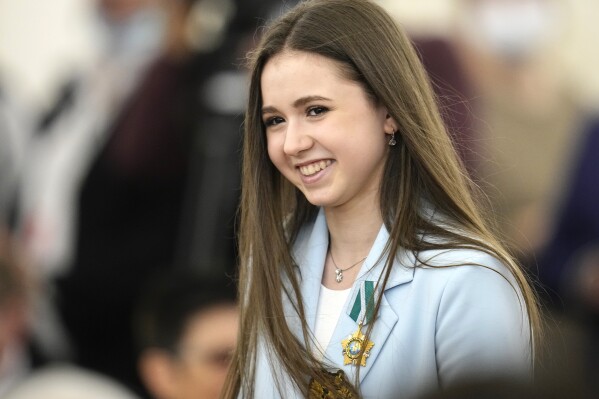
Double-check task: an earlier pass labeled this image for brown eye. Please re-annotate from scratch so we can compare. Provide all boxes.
[307,106,328,116]
[265,116,285,126]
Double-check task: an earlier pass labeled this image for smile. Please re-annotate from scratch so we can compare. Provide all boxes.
[298,160,332,176]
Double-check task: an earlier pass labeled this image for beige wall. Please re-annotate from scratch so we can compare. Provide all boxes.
[559,0,599,108]
[378,0,599,110]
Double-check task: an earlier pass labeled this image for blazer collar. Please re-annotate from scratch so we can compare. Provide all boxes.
[292,208,416,295]
[355,219,416,290]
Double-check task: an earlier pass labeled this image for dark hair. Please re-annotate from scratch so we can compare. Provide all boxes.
[134,270,237,353]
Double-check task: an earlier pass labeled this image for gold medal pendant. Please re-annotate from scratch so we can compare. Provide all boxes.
[341,323,374,367]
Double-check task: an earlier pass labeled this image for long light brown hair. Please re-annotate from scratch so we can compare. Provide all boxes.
[223,0,542,397]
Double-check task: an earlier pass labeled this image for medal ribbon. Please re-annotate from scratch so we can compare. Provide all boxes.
[348,281,378,325]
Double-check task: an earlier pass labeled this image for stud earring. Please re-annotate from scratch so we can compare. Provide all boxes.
[388,130,397,146]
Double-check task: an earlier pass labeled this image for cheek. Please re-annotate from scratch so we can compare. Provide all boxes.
[266,134,287,173]
[186,367,226,398]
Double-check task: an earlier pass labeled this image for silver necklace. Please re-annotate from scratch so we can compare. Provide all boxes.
[329,251,367,283]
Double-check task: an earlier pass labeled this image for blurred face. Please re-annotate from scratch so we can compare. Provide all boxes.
[172,305,238,399]
[458,0,558,62]
[261,50,394,211]
[142,304,238,399]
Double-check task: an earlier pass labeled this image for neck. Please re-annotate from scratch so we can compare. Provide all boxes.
[324,202,383,265]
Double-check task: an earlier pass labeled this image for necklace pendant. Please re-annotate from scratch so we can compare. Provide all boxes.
[335,268,343,283]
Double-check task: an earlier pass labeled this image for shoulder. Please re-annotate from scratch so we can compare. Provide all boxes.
[409,249,532,385]
[413,247,516,288]
[387,245,529,330]
[405,247,529,336]
[414,208,518,286]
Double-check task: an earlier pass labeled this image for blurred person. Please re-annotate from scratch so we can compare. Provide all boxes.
[134,270,238,399]
[536,117,599,393]
[539,118,599,308]
[0,230,32,396]
[18,0,174,280]
[16,0,186,388]
[1,231,140,399]
[452,0,588,260]
[172,0,297,274]
[14,0,251,394]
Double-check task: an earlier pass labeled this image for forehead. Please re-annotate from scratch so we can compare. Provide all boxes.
[260,50,357,103]
[181,305,238,345]
[264,49,342,72]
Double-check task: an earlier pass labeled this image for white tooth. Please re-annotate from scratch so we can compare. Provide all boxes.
[299,160,332,176]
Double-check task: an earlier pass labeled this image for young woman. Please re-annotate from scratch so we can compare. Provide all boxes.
[224,1,541,398]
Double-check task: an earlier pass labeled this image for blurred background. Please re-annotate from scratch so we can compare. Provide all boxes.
[0,0,598,398]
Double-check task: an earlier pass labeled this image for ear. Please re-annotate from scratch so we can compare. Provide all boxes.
[383,112,398,135]
[138,349,178,399]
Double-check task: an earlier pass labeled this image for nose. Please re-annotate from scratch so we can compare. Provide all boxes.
[283,122,313,156]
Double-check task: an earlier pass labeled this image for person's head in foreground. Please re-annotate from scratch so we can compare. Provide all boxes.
[224,0,542,398]
[135,270,238,399]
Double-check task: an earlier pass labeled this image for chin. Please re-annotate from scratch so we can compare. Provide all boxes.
[303,195,336,208]
[298,187,340,208]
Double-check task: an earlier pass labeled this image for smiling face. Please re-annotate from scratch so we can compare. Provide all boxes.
[261,50,395,211]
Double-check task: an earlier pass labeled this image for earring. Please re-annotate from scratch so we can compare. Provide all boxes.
[388,130,397,146]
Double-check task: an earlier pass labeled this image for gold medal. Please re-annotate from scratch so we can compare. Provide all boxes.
[308,369,356,399]
[341,323,374,367]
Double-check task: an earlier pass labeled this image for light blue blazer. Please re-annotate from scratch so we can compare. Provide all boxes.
[252,209,532,398]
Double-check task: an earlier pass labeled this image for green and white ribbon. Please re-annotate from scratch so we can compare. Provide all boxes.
[348,281,379,325]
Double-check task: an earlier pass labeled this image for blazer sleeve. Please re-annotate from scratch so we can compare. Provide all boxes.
[434,257,532,388]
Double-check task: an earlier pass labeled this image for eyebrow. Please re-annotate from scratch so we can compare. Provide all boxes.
[261,95,332,115]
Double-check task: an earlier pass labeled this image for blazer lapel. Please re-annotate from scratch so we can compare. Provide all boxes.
[323,224,416,383]
[289,209,329,333]
[323,292,398,383]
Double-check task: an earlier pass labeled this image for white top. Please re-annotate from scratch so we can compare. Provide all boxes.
[313,284,351,358]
